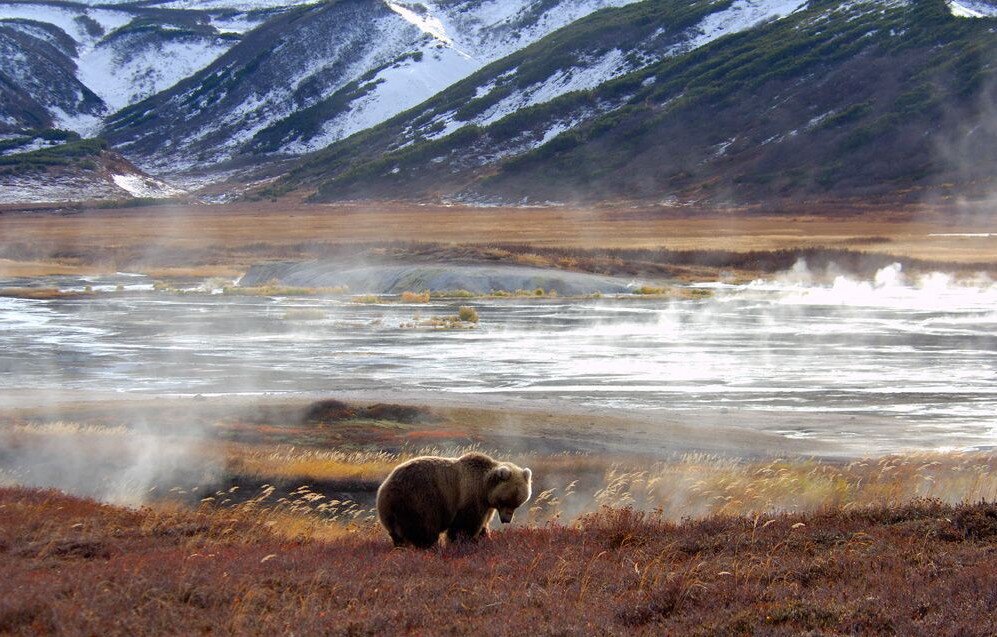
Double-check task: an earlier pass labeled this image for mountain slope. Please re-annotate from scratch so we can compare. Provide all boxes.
[0,131,184,204]
[102,0,641,178]
[0,0,291,136]
[273,0,997,205]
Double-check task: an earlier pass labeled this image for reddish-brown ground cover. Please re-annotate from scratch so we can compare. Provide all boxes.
[1,487,995,636]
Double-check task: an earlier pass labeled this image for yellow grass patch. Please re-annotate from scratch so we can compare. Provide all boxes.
[0,259,101,277]
[0,287,90,300]
[400,290,431,303]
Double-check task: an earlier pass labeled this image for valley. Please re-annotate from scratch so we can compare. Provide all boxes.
[1,2,996,634]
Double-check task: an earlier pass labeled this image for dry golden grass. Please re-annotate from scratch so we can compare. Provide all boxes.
[4,408,995,532]
[352,293,382,303]
[4,412,997,635]
[1,202,994,279]
[571,453,997,522]
[0,287,91,300]
[230,446,397,483]
[400,290,430,303]
[214,441,997,532]
[0,258,102,277]
[138,265,245,278]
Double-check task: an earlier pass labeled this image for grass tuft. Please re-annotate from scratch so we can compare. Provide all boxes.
[458,306,479,323]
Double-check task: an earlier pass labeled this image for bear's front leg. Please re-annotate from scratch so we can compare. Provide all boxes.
[447,508,490,544]
[476,509,495,538]
[446,525,480,544]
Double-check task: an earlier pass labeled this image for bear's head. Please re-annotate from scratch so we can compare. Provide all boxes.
[487,463,532,524]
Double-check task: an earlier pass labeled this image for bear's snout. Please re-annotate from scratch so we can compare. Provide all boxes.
[499,510,514,524]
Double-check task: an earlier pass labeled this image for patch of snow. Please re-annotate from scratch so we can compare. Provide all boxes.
[387,2,457,49]
[0,3,95,45]
[804,109,836,130]
[712,137,737,157]
[0,138,63,157]
[474,79,498,99]
[210,14,268,34]
[0,173,120,203]
[78,35,234,111]
[292,44,479,153]
[49,107,103,137]
[111,173,186,198]
[0,19,70,51]
[464,0,641,61]
[948,0,997,17]
[475,49,630,128]
[682,0,809,51]
[154,0,314,9]
[535,116,584,147]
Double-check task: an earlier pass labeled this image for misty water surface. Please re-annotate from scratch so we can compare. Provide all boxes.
[1,263,994,450]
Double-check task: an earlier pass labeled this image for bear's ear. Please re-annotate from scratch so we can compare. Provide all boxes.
[523,468,532,481]
[496,466,511,480]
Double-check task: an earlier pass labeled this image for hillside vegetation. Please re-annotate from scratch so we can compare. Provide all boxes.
[281,0,997,204]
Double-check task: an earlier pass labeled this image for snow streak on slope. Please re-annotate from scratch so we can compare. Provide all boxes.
[0,3,119,45]
[681,0,808,49]
[154,0,314,9]
[111,173,185,198]
[403,0,811,155]
[78,36,235,112]
[104,0,645,174]
[387,2,457,47]
[0,170,182,203]
[278,0,645,157]
[479,49,629,128]
[0,2,255,133]
[948,0,997,17]
[283,44,479,154]
[50,107,103,137]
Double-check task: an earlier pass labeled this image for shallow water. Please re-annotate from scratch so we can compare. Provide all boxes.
[1,265,994,451]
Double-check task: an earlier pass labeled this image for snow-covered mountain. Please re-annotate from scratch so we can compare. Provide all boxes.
[347,0,809,164]
[102,0,643,178]
[2,0,996,204]
[0,1,295,134]
[280,0,997,205]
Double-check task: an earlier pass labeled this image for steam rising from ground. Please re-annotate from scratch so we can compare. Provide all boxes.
[734,259,996,312]
[0,422,218,506]
[1,259,995,507]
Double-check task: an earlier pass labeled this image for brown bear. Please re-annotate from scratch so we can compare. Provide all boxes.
[376,452,532,548]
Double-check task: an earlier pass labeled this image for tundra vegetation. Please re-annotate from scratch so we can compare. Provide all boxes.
[2,402,996,635]
[1,486,995,636]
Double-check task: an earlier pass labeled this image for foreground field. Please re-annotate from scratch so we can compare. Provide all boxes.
[1,487,995,636]
[3,404,996,634]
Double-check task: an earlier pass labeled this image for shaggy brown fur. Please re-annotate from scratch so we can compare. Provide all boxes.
[376,452,532,548]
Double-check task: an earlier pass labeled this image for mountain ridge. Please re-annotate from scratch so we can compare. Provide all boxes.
[1,0,996,205]
[272,0,997,206]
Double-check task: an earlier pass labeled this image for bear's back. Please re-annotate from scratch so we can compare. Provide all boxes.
[377,456,459,507]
